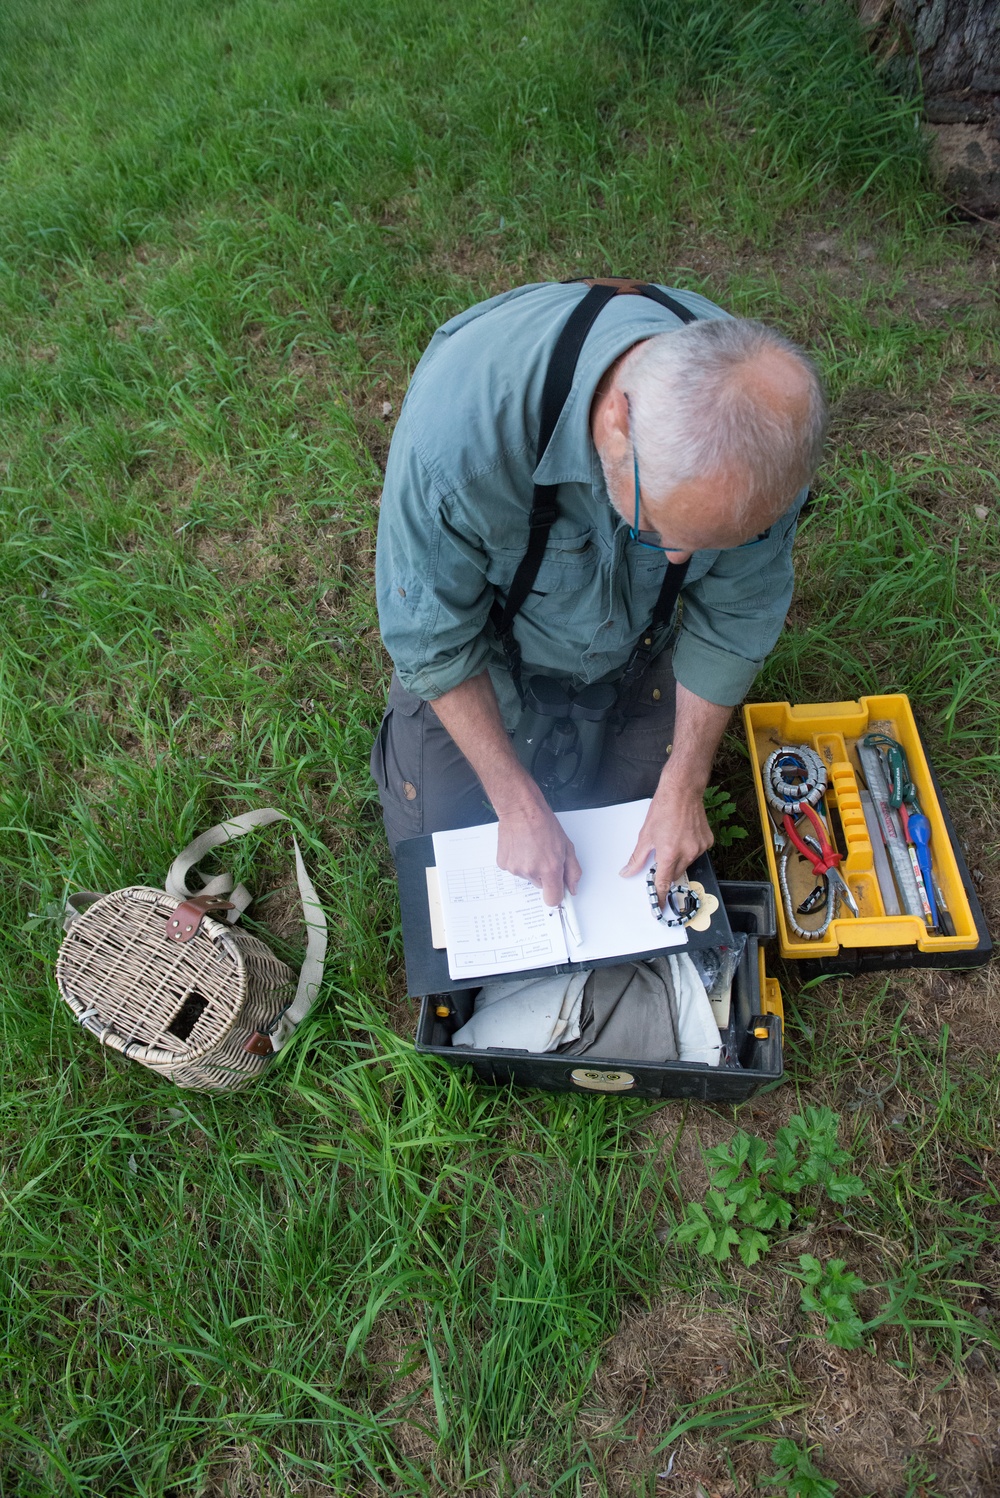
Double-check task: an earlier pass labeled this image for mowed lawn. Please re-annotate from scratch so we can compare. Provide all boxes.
[1,1,998,1494]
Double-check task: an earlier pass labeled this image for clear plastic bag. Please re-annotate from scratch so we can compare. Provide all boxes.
[689,934,748,1068]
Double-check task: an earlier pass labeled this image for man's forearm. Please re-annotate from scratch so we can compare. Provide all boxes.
[427,672,581,902]
[660,681,732,795]
[427,672,545,817]
[621,680,733,894]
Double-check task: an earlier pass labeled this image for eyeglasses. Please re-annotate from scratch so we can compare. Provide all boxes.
[630,449,685,552]
[629,446,772,554]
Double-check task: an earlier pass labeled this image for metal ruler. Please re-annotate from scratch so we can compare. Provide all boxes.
[859,790,901,916]
[856,742,924,919]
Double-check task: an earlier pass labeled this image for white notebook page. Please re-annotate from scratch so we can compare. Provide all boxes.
[432,799,687,981]
[553,800,688,963]
[431,821,567,978]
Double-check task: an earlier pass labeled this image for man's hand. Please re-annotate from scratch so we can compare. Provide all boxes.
[429,671,580,904]
[619,681,733,908]
[497,799,582,906]
[620,774,714,906]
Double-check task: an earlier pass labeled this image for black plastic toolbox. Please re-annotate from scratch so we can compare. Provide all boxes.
[398,825,784,1099]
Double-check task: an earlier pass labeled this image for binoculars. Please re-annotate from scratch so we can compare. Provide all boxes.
[510,675,618,810]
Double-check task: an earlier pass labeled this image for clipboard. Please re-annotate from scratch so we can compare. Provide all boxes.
[396,834,734,997]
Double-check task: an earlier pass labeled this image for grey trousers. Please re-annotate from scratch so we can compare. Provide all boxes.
[370,652,679,856]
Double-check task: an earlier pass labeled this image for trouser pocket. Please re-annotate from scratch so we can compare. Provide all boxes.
[370,702,423,850]
[370,674,495,855]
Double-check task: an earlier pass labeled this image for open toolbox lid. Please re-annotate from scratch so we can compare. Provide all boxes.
[396,835,735,997]
[743,694,991,967]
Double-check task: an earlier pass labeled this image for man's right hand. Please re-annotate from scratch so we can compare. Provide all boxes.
[427,672,581,906]
[496,798,582,906]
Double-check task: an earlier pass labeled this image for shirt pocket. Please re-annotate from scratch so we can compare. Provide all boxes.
[492,528,598,596]
[623,543,678,632]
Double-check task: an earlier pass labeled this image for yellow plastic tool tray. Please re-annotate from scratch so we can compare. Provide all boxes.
[743,695,981,962]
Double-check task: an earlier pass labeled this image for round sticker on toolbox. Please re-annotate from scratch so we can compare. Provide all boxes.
[570,1068,636,1092]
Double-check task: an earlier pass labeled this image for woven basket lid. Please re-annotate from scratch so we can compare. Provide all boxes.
[56,886,248,1064]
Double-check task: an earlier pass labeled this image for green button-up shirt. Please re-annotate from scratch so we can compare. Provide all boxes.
[376,281,805,726]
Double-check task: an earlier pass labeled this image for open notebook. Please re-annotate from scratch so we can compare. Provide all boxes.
[431,799,688,981]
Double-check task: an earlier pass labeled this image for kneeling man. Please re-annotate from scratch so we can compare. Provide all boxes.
[371,278,825,908]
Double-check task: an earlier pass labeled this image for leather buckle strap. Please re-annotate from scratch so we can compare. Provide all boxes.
[166,893,236,944]
[243,1031,276,1057]
[577,277,699,326]
[581,276,648,294]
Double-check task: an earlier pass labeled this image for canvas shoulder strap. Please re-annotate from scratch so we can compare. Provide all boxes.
[165,809,327,1051]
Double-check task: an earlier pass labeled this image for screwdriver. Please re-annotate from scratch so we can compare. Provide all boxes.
[906,808,940,930]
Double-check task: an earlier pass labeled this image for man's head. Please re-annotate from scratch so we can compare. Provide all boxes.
[590,319,826,557]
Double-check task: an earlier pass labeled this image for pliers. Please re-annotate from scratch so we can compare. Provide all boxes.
[799,833,860,918]
[782,802,860,919]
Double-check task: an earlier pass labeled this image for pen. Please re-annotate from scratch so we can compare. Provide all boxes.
[560,888,583,946]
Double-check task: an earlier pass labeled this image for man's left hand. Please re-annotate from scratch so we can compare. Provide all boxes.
[619,774,714,906]
[618,680,732,906]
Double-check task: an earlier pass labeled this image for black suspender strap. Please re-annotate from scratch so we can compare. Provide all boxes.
[629,286,698,325]
[613,556,690,719]
[490,277,698,704]
[489,282,618,699]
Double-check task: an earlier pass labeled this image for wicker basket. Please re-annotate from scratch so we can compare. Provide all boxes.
[55,811,326,1092]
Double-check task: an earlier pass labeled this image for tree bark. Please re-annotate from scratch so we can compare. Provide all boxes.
[859,0,999,94]
[859,0,1000,215]
[896,0,999,95]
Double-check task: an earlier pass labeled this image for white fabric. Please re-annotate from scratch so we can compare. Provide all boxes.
[165,809,327,1051]
[453,954,722,1066]
[670,952,722,1066]
[452,971,588,1053]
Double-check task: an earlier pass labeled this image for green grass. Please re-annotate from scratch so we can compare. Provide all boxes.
[1,0,999,1493]
[621,0,928,202]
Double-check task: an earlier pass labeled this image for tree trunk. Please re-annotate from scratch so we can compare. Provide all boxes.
[859,0,1000,215]
[894,0,999,96]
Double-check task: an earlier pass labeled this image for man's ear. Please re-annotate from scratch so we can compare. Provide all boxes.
[596,384,631,461]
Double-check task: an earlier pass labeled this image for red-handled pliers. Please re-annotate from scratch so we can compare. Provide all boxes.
[784,806,860,918]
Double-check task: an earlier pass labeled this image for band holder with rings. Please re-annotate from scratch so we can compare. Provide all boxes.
[762,744,827,820]
[647,871,720,932]
[761,743,859,940]
[647,875,700,927]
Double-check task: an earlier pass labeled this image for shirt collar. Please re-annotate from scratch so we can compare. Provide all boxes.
[531,294,689,488]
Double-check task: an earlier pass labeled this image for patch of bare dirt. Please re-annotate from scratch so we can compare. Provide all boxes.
[583,1287,999,1498]
[592,1299,755,1421]
[789,1334,999,1497]
[191,511,320,589]
[899,963,1000,1057]
[426,232,525,291]
[199,1446,391,1498]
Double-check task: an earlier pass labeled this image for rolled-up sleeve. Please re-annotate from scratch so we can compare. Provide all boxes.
[672,490,807,707]
[375,417,498,700]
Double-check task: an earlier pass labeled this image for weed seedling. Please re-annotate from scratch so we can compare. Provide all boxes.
[674,1107,863,1266]
[704,784,749,848]
[793,1254,868,1350]
[759,1438,838,1497]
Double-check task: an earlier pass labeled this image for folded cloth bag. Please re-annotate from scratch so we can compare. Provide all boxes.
[667,952,722,1066]
[452,953,720,1067]
[559,956,679,1061]
[452,971,588,1053]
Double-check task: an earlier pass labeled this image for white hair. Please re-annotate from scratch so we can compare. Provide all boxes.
[620,319,826,526]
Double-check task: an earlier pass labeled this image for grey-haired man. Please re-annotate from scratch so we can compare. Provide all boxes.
[371,280,825,908]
